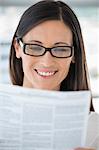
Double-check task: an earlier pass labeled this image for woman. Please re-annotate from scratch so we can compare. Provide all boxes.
[9,0,99,149]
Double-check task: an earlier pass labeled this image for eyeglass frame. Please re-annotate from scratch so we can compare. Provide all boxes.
[17,38,74,58]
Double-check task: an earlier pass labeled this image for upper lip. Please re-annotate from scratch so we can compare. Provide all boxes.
[34,68,58,72]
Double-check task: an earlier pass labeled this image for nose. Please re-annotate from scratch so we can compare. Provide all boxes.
[40,51,55,66]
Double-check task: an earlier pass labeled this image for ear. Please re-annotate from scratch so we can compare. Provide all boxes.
[13,38,21,58]
[71,46,75,63]
[71,56,75,63]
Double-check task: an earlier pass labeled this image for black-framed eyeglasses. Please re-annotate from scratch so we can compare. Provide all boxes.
[18,39,74,58]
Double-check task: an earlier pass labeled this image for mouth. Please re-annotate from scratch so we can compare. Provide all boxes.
[34,69,58,77]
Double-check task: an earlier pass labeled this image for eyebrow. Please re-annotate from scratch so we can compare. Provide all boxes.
[54,42,70,46]
[28,40,43,44]
[27,40,70,46]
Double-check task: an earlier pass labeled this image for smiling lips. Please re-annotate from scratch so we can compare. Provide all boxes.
[35,69,57,77]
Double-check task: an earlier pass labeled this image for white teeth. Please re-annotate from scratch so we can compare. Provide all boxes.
[37,71,55,76]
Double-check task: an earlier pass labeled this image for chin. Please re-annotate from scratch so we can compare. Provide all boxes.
[33,85,60,91]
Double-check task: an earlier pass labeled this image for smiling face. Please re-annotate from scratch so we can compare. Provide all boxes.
[15,20,73,90]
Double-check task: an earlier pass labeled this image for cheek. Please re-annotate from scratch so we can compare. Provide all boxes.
[60,59,72,76]
[21,55,33,72]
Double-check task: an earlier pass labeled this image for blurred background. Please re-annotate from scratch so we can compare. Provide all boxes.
[0,0,99,112]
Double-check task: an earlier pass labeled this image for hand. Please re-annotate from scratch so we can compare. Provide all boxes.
[74,148,95,150]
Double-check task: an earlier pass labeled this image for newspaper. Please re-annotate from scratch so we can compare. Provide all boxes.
[0,84,91,150]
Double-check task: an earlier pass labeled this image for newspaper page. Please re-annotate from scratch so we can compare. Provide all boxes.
[0,84,91,150]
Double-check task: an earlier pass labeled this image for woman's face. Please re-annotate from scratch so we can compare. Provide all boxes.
[15,20,73,90]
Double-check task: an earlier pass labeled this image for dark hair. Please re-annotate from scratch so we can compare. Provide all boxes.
[9,0,94,111]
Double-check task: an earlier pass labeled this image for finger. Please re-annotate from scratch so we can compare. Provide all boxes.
[74,148,95,150]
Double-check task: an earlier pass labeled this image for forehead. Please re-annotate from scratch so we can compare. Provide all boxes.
[23,20,73,45]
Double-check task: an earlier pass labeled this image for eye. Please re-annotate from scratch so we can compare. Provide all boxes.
[28,45,43,51]
[25,44,44,56]
[53,47,71,52]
